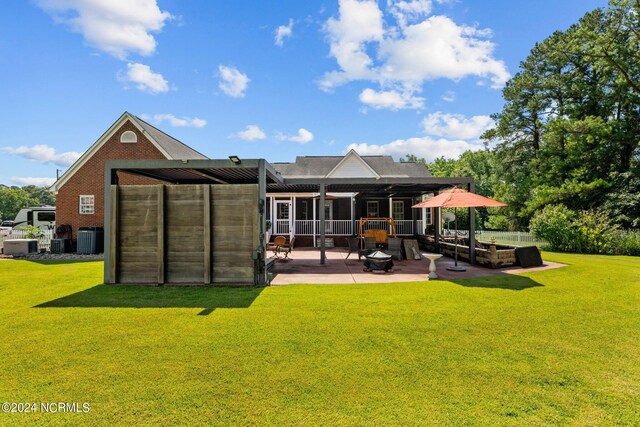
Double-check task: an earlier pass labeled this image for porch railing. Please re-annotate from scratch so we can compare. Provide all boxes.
[395,220,422,235]
[361,219,420,236]
[294,220,353,235]
[291,220,422,236]
[295,220,316,235]
[274,219,291,235]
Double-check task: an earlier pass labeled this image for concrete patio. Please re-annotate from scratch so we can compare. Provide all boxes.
[268,247,565,285]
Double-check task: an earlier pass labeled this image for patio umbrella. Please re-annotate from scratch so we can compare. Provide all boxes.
[412,188,507,271]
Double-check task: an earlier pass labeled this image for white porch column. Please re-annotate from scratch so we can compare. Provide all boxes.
[350,195,354,235]
[422,207,427,233]
[312,197,317,247]
[292,196,296,236]
[319,183,326,265]
[389,197,393,234]
[271,196,275,235]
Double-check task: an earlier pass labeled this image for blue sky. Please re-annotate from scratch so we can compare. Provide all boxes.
[0,0,608,186]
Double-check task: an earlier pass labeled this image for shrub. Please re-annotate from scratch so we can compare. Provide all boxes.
[530,205,577,252]
[571,210,618,254]
[610,230,640,256]
[23,225,45,240]
[530,205,621,254]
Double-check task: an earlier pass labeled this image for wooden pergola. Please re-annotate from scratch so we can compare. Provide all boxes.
[103,158,477,286]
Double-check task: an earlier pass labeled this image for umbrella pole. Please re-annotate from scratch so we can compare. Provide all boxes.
[454,209,458,266]
[446,207,466,272]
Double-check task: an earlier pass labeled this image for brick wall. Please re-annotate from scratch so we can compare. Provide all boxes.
[56,120,167,240]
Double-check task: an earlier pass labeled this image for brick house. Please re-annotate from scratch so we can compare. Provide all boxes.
[51,112,207,240]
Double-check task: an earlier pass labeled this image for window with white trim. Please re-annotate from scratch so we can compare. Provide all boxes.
[425,208,432,225]
[366,201,379,217]
[392,201,404,220]
[79,195,95,214]
[120,130,137,143]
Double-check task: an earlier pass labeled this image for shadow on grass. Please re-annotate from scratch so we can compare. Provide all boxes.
[21,259,103,265]
[450,274,544,291]
[35,284,264,315]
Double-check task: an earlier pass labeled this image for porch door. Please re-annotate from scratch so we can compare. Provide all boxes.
[275,200,291,234]
[324,200,333,233]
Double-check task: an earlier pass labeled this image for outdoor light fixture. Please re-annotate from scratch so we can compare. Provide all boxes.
[229,155,241,165]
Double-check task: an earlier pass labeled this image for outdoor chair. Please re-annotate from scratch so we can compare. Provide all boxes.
[268,236,291,259]
[359,236,377,259]
[386,237,403,260]
[346,237,359,259]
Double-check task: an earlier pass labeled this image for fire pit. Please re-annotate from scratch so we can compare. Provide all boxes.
[363,251,394,272]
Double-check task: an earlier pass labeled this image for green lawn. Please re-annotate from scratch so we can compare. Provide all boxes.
[0,253,639,426]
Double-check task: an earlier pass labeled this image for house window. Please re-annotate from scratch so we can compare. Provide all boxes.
[425,208,432,225]
[277,202,289,219]
[392,201,404,220]
[120,130,137,143]
[79,195,95,214]
[300,200,308,220]
[366,201,379,217]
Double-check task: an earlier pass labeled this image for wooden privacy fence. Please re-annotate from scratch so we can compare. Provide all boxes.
[108,184,259,285]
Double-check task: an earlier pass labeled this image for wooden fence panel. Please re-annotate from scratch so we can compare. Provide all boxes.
[165,185,205,283]
[211,185,258,283]
[117,185,159,283]
[115,184,258,285]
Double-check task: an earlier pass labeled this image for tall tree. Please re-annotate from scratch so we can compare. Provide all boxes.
[482,0,640,228]
[0,185,56,221]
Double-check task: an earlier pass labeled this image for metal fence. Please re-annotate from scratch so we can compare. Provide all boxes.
[435,229,546,246]
[474,230,546,245]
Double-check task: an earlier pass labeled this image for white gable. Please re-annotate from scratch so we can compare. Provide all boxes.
[325,150,380,178]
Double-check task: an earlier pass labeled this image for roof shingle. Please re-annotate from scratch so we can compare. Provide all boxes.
[272,155,432,178]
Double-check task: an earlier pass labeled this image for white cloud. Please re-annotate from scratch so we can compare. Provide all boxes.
[218,65,250,98]
[36,0,172,59]
[359,88,425,110]
[387,0,433,27]
[232,125,266,141]
[320,0,510,106]
[275,19,294,46]
[1,144,81,167]
[346,136,480,161]
[11,177,56,187]
[142,114,206,128]
[278,128,314,144]
[441,90,456,102]
[422,112,494,139]
[320,0,384,90]
[118,62,169,94]
[378,16,510,89]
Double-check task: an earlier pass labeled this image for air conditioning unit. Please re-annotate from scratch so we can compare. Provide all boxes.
[77,227,104,254]
[51,238,72,254]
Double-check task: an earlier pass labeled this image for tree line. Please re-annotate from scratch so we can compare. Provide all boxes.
[0,185,56,221]
[411,0,639,232]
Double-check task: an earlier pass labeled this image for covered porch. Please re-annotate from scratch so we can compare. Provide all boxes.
[265,192,430,243]
[266,176,477,265]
